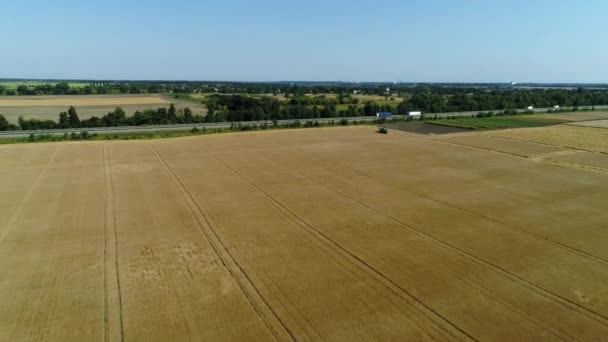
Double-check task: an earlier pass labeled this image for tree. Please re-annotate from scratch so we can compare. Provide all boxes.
[58,112,70,128]
[183,107,193,123]
[103,107,127,126]
[54,82,70,95]
[167,103,177,123]
[157,107,168,123]
[119,84,130,94]
[0,114,11,130]
[17,85,30,95]
[68,106,81,127]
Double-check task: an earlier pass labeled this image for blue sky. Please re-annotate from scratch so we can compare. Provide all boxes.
[0,0,606,82]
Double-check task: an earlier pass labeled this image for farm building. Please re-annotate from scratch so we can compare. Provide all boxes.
[527,106,534,110]
[407,111,422,118]
[376,112,393,118]
[554,105,560,109]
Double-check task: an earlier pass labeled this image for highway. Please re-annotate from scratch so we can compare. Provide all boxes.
[0,116,392,139]
[1,105,607,139]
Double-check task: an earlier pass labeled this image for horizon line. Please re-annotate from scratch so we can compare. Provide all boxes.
[2,78,608,85]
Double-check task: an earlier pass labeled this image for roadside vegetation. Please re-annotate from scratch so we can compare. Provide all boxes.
[0,117,389,145]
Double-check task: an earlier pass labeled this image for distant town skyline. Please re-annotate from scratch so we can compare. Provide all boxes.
[1,0,607,83]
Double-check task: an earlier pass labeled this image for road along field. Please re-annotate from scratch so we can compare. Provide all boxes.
[1,124,608,341]
[0,94,206,123]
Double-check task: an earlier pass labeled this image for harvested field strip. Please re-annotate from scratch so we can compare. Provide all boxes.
[152,140,466,341]
[195,137,608,340]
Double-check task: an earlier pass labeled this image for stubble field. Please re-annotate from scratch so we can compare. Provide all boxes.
[0,94,206,123]
[1,122,608,341]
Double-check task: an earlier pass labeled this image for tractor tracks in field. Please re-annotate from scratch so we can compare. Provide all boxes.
[103,147,125,342]
[199,144,477,342]
[352,134,608,249]
[0,146,58,247]
[265,144,608,330]
[149,144,295,342]
[312,136,608,264]
[227,144,584,340]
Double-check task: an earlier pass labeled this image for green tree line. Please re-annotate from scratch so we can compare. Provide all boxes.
[397,88,608,113]
[205,94,395,122]
[5,104,203,131]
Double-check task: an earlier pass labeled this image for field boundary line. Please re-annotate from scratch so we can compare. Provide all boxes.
[0,146,58,246]
[542,158,608,174]
[277,144,608,328]
[149,144,295,342]
[200,144,476,342]
[484,133,608,155]
[103,146,125,342]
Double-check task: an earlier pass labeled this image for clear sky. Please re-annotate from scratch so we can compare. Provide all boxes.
[1,0,606,82]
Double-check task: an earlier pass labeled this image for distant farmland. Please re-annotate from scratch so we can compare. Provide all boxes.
[0,94,206,123]
[0,81,88,90]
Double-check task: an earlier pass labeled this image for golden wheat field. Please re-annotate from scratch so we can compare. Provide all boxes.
[1,123,608,341]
